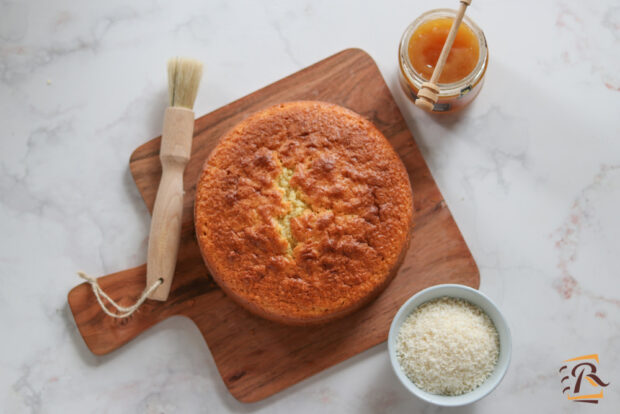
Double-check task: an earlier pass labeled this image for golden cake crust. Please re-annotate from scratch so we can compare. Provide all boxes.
[195,101,413,325]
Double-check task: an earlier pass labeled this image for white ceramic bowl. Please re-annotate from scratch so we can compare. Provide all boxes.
[387,284,511,407]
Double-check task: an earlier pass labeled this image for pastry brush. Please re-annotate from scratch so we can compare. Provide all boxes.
[146,57,203,301]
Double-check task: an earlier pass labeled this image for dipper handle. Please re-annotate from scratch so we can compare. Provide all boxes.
[415,0,472,112]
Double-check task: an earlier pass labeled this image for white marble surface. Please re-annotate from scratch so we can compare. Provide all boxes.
[1,0,619,412]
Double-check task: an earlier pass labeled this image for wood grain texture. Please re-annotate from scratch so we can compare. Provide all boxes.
[68,48,479,403]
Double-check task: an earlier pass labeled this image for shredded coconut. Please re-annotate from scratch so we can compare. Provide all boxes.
[395,296,499,395]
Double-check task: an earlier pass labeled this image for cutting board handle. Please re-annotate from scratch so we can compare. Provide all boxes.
[68,265,175,355]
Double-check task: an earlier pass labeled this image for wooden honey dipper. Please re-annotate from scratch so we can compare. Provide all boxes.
[415,0,472,112]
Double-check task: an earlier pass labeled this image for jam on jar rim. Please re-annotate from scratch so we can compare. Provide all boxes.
[399,8,488,99]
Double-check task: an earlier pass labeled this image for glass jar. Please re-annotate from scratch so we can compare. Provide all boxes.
[399,9,488,113]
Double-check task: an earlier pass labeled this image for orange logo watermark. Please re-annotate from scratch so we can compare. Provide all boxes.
[560,354,610,404]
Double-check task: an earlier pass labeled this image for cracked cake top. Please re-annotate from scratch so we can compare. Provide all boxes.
[194,101,413,325]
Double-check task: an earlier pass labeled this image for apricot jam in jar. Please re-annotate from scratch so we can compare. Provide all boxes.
[399,9,488,113]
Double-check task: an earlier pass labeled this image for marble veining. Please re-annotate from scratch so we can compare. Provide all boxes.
[1,0,619,412]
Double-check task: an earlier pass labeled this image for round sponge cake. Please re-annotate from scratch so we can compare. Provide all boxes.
[195,101,413,325]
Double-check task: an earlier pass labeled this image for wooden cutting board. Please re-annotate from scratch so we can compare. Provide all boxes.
[68,48,479,403]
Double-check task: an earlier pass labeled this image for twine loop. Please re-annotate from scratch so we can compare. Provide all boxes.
[77,271,163,318]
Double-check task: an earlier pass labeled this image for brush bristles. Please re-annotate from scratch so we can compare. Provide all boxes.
[167,57,203,109]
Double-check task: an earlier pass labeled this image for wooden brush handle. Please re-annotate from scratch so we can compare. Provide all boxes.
[416,0,472,111]
[146,107,195,301]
